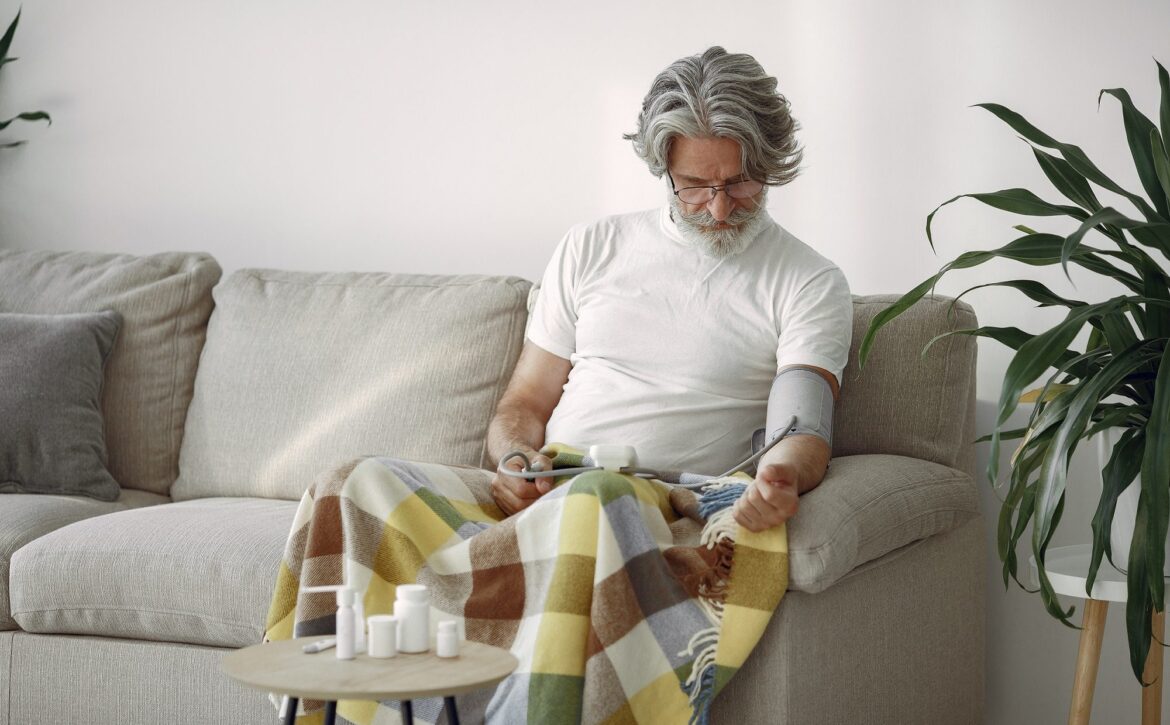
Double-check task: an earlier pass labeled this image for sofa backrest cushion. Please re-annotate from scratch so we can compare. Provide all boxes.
[172,269,531,501]
[834,294,978,476]
[0,250,222,495]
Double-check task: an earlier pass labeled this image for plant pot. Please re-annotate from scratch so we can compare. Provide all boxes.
[1096,427,1170,575]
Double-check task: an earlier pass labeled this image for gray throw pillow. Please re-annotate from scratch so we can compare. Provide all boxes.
[0,311,123,501]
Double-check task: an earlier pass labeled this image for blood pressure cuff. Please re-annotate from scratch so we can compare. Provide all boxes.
[764,365,835,447]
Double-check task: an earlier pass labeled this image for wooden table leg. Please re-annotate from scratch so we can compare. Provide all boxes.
[1143,609,1165,725]
[1070,599,1109,725]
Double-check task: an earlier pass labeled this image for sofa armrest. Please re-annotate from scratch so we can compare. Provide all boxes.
[787,454,980,593]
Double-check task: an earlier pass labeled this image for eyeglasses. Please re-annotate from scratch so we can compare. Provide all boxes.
[668,171,764,205]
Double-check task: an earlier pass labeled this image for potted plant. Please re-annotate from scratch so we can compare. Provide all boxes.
[1,9,50,149]
[860,61,1170,682]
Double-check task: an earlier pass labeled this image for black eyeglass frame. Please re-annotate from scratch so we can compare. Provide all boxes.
[666,171,765,204]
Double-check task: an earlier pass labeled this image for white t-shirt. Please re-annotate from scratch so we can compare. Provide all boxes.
[527,206,852,475]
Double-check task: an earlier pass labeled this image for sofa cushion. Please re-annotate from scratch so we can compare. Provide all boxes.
[835,295,978,474]
[0,311,122,501]
[9,498,297,648]
[0,489,168,630]
[786,454,980,593]
[172,270,531,501]
[0,250,222,495]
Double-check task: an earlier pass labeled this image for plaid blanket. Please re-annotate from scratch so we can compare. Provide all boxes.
[264,447,788,724]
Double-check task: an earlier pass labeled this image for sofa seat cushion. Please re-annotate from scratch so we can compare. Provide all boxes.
[9,497,296,648]
[0,489,168,631]
[173,270,531,502]
[786,454,980,593]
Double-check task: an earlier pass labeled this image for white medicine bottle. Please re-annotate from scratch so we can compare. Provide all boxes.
[393,584,430,653]
[335,586,356,660]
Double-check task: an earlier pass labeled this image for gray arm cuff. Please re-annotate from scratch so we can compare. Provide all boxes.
[766,366,835,447]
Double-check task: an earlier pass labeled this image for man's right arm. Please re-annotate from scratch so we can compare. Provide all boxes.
[486,341,572,516]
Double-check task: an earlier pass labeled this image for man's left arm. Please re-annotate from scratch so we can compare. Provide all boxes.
[733,365,838,533]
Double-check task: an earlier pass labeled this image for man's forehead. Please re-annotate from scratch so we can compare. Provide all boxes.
[669,136,745,182]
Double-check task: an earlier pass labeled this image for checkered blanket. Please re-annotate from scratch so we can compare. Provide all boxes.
[264,448,788,724]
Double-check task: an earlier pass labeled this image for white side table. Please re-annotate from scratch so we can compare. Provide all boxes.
[1031,544,1165,725]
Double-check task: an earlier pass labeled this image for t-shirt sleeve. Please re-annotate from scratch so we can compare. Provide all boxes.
[776,265,853,383]
[525,230,578,360]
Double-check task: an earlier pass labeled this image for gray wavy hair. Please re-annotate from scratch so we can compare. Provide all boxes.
[624,46,802,186]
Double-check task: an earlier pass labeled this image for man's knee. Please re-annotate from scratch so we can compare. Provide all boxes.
[567,469,636,504]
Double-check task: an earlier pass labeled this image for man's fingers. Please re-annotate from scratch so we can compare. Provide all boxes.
[530,454,555,493]
[491,479,520,516]
[755,478,798,518]
[757,463,795,486]
[743,485,774,520]
[511,474,544,499]
[733,481,797,531]
[492,475,536,516]
[733,497,765,532]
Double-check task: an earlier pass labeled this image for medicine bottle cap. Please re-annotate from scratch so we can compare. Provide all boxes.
[438,620,457,634]
[337,586,355,606]
[397,584,428,603]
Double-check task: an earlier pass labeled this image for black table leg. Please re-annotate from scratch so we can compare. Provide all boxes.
[283,697,299,725]
[444,696,460,725]
[402,699,414,724]
[324,700,337,725]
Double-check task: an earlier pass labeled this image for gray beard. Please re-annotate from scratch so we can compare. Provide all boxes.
[669,191,769,259]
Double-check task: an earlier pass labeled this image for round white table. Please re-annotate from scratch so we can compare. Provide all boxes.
[1031,544,1165,725]
[221,637,518,725]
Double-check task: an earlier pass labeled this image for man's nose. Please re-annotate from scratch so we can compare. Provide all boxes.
[707,190,734,222]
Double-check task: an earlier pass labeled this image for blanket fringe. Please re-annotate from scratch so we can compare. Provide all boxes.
[679,627,721,725]
[696,478,747,521]
[699,505,738,551]
[683,482,748,724]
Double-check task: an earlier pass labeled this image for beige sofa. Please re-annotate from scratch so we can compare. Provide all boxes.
[0,249,985,724]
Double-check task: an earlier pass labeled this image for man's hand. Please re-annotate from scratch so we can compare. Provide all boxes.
[485,342,572,517]
[732,462,800,532]
[490,447,556,517]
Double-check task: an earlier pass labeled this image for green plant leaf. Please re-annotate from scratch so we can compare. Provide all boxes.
[1124,341,1170,682]
[1101,309,1141,350]
[859,275,940,368]
[926,189,1088,249]
[860,234,1137,368]
[1140,342,1170,603]
[1083,406,1145,440]
[1087,250,1145,291]
[1100,88,1169,219]
[1034,498,1078,626]
[1151,130,1170,216]
[1033,341,1162,567]
[1060,208,1170,277]
[952,280,1087,311]
[977,103,1163,223]
[922,325,1103,383]
[1032,146,1103,214]
[1139,259,1170,343]
[0,9,19,62]
[0,111,51,131]
[989,299,1129,487]
[1127,499,1156,682]
[975,426,1029,444]
[1089,428,1143,587]
[1158,61,1170,171]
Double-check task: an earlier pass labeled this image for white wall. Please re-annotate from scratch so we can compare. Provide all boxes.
[2,1,1169,721]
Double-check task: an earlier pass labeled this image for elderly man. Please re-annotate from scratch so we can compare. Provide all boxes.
[266,46,855,725]
[487,46,853,531]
